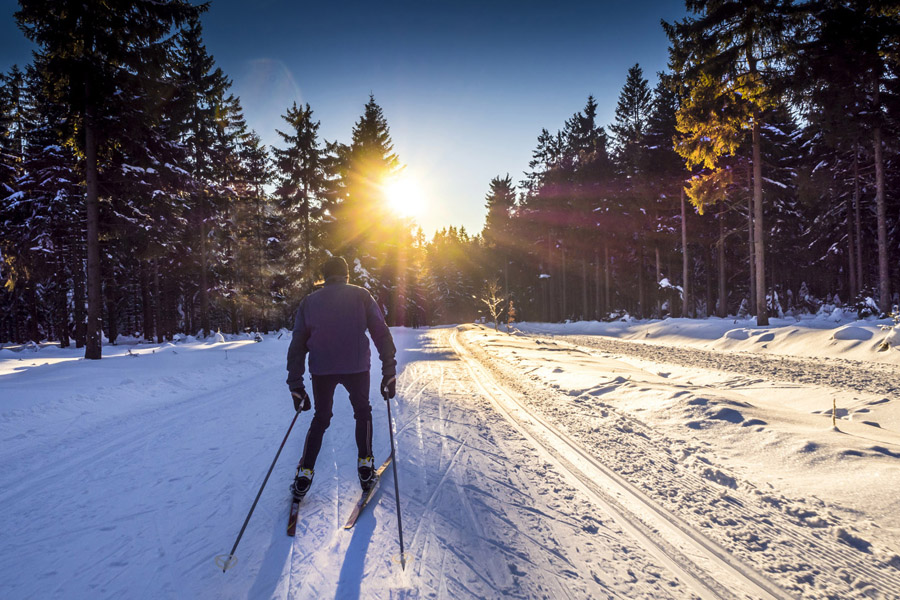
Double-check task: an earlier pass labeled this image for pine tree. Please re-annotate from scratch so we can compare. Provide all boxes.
[611,64,653,179]
[169,14,232,337]
[665,0,790,325]
[326,95,401,262]
[239,131,275,330]
[324,95,409,322]
[273,102,326,302]
[482,174,517,294]
[790,0,899,313]
[644,74,686,316]
[16,0,202,357]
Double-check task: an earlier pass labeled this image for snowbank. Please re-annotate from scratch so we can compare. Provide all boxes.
[517,315,900,365]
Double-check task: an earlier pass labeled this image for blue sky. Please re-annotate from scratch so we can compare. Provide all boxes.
[1,0,687,238]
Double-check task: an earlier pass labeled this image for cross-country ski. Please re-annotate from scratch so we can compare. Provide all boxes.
[343,456,393,530]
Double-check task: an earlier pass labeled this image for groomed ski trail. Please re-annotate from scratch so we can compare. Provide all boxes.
[449,327,790,600]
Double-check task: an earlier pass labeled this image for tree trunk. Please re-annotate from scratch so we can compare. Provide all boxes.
[751,112,768,326]
[561,246,567,320]
[655,244,661,318]
[200,209,210,337]
[747,172,756,316]
[718,206,727,317]
[84,93,102,359]
[594,250,600,319]
[255,190,264,331]
[545,234,551,321]
[154,258,163,343]
[140,260,153,340]
[637,244,644,319]
[56,249,70,348]
[874,125,890,314]
[603,241,610,316]
[853,148,864,294]
[25,281,40,342]
[581,258,588,320]
[105,275,118,345]
[73,240,86,348]
[303,188,312,293]
[681,187,690,318]
[846,188,858,301]
[705,243,714,318]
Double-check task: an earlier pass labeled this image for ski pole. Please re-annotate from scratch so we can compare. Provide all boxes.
[216,409,301,572]
[383,386,407,570]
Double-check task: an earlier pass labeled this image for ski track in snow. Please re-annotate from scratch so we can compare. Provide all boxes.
[457,326,900,599]
[2,327,900,599]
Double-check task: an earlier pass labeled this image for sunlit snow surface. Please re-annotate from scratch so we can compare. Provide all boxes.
[2,316,899,599]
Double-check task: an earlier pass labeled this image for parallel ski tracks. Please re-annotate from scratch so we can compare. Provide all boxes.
[450,328,792,600]
[520,332,900,595]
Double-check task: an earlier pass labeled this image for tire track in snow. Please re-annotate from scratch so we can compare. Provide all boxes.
[451,328,792,600]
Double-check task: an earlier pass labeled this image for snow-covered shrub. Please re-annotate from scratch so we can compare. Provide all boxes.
[658,277,682,318]
[814,302,837,319]
[766,289,785,318]
[794,282,821,314]
[737,298,750,318]
[878,311,900,351]
[604,310,627,322]
[854,288,881,318]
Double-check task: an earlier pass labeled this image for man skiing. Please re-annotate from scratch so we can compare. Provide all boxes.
[286,256,397,500]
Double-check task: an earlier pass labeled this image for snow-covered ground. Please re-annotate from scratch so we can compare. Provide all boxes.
[2,316,899,598]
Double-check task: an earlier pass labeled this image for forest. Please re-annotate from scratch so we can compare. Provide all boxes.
[1,1,898,356]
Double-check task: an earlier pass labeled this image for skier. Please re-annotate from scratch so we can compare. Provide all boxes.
[285,256,397,500]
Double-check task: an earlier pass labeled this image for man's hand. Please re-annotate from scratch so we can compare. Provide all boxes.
[381,375,396,400]
[291,386,311,412]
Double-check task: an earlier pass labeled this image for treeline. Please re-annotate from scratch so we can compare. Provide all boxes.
[2,1,899,355]
[0,2,444,352]
[478,0,900,327]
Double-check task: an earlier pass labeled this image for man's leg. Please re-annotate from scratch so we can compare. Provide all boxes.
[341,371,373,459]
[342,371,375,490]
[299,374,339,470]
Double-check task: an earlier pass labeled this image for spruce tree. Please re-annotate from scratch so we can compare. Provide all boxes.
[169,14,232,337]
[665,0,790,325]
[790,0,899,313]
[327,95,401,263]
[16,0,201,357]
[273,102,326,300]
[610,64,653,179]
[482,174,517,293]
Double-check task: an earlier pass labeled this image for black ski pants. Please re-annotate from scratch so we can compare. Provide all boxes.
[299,371,373,470]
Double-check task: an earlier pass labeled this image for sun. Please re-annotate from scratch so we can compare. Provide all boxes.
[384,175,423,218]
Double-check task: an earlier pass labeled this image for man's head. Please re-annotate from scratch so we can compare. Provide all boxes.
[321,256,349,280]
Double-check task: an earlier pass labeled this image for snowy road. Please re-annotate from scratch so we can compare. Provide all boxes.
[2,325,899,599]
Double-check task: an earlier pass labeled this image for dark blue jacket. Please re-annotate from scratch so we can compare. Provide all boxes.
[286,276,396,387]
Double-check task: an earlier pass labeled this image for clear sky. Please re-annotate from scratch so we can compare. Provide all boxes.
[1,0,688,238]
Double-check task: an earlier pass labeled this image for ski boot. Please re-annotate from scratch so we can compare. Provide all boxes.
[357,456,375,492]
[291,466,314,500]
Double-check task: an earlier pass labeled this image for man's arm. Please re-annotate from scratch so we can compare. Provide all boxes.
[365,294,396,377]
[286,300,309,387]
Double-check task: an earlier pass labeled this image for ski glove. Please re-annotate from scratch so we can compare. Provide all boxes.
[381,375,396,400]
[291,386,311,412]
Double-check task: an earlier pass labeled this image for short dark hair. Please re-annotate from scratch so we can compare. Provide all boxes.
[321,256,349,279]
